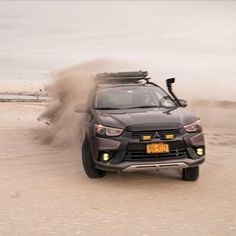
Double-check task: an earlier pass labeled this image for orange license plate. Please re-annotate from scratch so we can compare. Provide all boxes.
[146,143,169,154]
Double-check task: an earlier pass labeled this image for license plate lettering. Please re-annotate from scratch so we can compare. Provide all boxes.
[146,143,169,154]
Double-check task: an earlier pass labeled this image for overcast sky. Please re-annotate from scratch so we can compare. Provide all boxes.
[0,1,235,100]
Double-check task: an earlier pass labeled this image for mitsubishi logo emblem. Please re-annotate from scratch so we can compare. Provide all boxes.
[154,132,160,138]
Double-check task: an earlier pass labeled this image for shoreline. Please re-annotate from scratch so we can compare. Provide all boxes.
[0,92,49,103]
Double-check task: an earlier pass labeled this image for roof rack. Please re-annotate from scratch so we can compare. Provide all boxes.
[95,70,150,84]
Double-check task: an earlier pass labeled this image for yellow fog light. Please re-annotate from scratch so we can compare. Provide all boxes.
[141,135,152,141]
[196,148,204,156]
[165,134,174,140]
[102,153,110,161]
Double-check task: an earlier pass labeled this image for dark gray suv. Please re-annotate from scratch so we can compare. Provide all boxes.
[76,71,205,181]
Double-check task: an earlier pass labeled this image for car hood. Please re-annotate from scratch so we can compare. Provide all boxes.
[94,107,197,131]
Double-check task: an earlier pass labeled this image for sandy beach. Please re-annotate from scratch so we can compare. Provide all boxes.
[0,101,235,236]
[1,1,236,235]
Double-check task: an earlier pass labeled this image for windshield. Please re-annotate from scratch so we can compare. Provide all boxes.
[94,86,176,109]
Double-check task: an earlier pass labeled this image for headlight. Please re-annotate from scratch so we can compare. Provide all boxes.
[94,124,123,137]
[184,119,202,133]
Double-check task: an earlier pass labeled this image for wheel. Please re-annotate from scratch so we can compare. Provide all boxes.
[82,138,106,178]
[182,166,199,181]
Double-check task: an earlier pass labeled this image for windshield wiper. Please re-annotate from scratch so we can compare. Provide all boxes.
[94,107,121,110]
[163,106,178,114]
[125,105,161,109]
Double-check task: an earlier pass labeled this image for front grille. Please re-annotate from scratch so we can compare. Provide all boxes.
[131,129,180,140]
[124,147,187,161]
[127,140,185,151]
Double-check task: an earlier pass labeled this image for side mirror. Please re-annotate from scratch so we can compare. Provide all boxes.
[74,104,88,113]
[179,99,188,107]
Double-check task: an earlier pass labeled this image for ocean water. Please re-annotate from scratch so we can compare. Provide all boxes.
[0,1,236,101]
[0,93,48,102]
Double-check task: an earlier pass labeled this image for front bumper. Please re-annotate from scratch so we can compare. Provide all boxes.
[90,130,205,172]
[94,157,205,172]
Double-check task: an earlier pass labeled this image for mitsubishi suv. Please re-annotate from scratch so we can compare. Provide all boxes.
[75,71,205,181]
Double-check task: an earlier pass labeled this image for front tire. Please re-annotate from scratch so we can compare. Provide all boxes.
[182,166,199,181]
[82,138,106,178]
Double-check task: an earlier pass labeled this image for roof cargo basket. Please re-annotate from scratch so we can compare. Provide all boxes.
[95,70,150,84]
